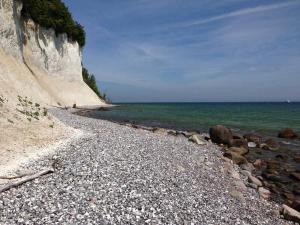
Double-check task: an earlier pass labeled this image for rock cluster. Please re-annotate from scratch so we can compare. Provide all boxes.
[209,124,300,223]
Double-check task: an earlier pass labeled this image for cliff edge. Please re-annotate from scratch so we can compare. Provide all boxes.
[0,0,106,107]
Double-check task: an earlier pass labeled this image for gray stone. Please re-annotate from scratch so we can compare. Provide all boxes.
[248,175,263,187]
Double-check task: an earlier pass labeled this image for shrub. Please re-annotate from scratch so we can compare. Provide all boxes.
[22,0,86,47]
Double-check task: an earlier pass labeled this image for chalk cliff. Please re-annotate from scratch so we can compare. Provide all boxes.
[0,0,105,107]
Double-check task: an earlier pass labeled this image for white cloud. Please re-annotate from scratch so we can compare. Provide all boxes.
[174,1,300,28]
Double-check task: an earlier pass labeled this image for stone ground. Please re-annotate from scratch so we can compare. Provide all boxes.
[0,109,294,225]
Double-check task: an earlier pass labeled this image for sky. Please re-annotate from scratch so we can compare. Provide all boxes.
[63,0,300,102]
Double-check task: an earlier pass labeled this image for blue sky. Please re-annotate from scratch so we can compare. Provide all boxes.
[63,0,300,102]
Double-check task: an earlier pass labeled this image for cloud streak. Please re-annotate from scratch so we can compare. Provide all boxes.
[174,1,300,28]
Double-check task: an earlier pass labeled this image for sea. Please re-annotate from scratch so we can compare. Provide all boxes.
[86,102,300,136]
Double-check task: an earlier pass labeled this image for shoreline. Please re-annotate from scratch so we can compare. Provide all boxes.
[76,108,300,212]
[0,108,297,224]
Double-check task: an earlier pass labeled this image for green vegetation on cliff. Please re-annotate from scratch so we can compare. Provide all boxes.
[82,68,108,102]
[21,0,85,47]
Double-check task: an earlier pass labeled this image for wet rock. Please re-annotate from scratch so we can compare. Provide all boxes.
[278,128,298,139]
[292,196,300,211]
[226,147,248,156]
[275,154,288,161]
[209,125,233,145]
[283,192,295,205]
[240,162,255,172]
[248,175,263,187]
[281,204,300,223]
[253,159,263,168]
[294,155,300,163]
[293,184,300,195]
[243,133,262,145]
[262,173,290,184]
[290,172,300,181]
[258,187,271,200]
[229,138,248,149]
[189,134,205,145]
[265,160,281,173]
[223,152,247,165]
[233,134,243,139]
[262,139,280,151]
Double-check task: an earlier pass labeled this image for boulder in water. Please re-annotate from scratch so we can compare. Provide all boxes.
[262,139,280,151]
[243,133,262,145]
[209,125,233,145]
[278,128,298,139]
[223,151,247,165]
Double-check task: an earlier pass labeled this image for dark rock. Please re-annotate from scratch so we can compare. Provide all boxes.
[233,134,243,139]
[278,128,298,139]
[292,196,300,212]
[275,154,288,161]
[290,172,300,181]
[229,138,248,149]
[243,133,262,145]
[262,139,280,151]
[209,125,233,145]
[294,155,300,163]
[223,151,248,165]
[262,173,290,184]
[293,184,300,195]
[265,160,281,171]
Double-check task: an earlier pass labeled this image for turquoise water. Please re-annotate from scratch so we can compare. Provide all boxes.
[88,102,300,135]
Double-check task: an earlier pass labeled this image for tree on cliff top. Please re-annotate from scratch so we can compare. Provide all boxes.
[82,68,108,102]
[22,0,85,47]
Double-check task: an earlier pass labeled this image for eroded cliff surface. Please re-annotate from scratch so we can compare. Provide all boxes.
[0,0,105,107]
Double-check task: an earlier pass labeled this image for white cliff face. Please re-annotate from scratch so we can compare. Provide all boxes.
[24,20,83,82]
[0,0,23,59]
[0,0,105,106]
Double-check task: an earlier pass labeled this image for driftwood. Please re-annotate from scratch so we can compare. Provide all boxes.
[0,168,54,193]
[0,172,35,180]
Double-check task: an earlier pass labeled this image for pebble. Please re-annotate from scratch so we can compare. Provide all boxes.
[248,175,263,187]
[0,108,292,225]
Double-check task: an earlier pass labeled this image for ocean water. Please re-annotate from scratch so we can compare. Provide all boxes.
[88,102,300,136]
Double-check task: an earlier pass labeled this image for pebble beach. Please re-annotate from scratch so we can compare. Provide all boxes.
[0,108,294,224]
